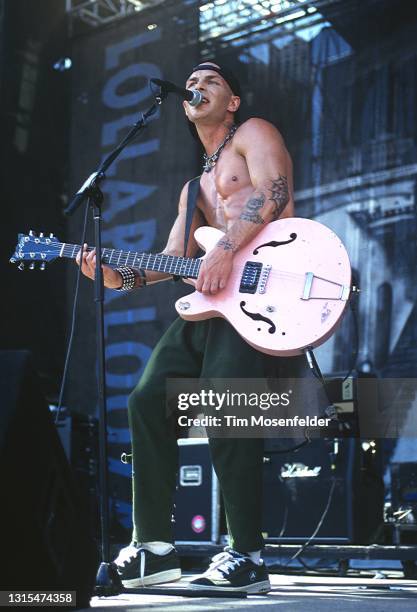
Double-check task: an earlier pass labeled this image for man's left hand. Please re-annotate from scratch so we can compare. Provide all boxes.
[196,247,234,294]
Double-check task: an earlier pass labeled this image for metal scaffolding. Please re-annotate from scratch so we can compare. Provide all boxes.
[65,0,166,33]
[198,0,341,43]
[65,0,342,40]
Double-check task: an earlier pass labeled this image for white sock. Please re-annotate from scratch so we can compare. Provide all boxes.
[141,541,174,555]
[247,550,261,565]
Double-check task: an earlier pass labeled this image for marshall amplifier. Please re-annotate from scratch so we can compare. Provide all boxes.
[262,438,384,543]
[174,439,221,545]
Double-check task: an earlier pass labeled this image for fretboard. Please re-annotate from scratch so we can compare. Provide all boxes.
[59,243,202,279]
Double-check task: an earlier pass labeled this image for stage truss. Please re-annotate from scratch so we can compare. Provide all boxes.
[65,0,343,45]
[65,0,166,33]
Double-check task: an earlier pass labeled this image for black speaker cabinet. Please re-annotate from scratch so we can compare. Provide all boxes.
[174,439,221,544]
[262,438,384,543]
[0,351,98,606]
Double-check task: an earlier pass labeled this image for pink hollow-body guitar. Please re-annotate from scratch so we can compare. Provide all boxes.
[175,218,352,356]
[11,218,352,356]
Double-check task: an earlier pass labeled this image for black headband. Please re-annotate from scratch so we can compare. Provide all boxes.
[190,63,241,97]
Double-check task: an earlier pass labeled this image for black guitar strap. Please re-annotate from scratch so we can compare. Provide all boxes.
[172,175,201,282]
[183,175,201,256]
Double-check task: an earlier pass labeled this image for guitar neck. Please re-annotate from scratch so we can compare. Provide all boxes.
[59,243,201,279]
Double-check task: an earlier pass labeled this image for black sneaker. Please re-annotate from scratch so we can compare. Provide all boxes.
[112,544,181,588]
[189,548,271,593]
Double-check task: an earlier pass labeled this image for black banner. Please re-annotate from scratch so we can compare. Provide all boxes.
[68,6,199,531]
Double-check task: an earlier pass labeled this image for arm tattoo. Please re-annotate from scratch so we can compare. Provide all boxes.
[239,193,266,225]
[218,237,238,252]
[268,175,289,220]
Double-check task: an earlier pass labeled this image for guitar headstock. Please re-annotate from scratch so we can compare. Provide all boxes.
[10,231,61,270]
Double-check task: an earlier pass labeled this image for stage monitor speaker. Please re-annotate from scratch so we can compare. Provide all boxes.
[262,438,384,544]
[0,351,98,607]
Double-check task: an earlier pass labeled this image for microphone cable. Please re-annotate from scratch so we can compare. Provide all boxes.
[286,477,337,565]
[343,290,360,382]
[268,474,337,572]
[55,203,89,424]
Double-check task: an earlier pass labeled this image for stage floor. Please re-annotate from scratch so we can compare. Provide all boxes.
[84,573,417,611]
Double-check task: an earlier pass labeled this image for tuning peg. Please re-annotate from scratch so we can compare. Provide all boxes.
[29,230,36,236]
[29,262,35,270]
[40,262,46,271]
[49,233,54,238]
[39,232,44,238]
[18,262,25,271]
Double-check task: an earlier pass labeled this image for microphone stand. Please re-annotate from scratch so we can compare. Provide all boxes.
[65,88,167,595]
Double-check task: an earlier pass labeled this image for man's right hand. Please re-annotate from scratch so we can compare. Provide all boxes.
[76,244,123,289]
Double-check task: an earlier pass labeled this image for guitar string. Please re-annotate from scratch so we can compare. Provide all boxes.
[27,243,345,285]
[31,242,307,281]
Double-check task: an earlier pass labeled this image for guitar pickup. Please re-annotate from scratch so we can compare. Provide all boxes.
[239,261,262,294]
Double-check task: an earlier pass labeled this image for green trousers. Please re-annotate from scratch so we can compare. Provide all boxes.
[128,316,308,552]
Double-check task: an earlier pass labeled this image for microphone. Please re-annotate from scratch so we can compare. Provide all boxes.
[150,78,203,107]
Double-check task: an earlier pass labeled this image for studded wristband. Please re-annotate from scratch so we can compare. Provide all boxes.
[115,267,146,291]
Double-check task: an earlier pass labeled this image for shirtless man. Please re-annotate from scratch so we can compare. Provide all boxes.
[79,62,295,593]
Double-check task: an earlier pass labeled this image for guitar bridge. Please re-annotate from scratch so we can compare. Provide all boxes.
[258,264,272,294]
[239,261,262,294]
